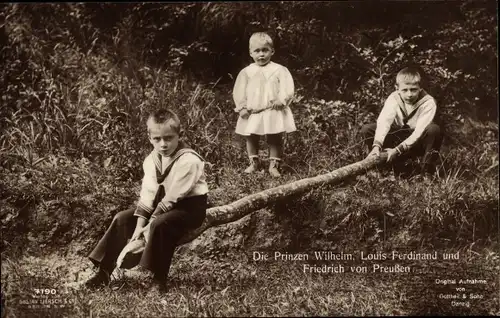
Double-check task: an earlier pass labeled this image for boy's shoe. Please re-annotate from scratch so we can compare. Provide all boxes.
[151,274,168,294]
[420,169,440,181]
[152,281,168,294]
[393,161,417,179]
[421,163,439,177]
[84,269,110,288]
[269,158,281,177]
[244,156,259,174]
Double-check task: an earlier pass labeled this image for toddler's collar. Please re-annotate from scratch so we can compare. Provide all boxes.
[256,61,273,67]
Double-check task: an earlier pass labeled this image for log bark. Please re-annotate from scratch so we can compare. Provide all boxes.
[177,154,388,245]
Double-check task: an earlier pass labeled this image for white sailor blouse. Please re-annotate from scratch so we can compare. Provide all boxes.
[373,90,437,153]
[133,148,209,220]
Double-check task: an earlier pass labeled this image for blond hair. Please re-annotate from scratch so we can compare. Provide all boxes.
[146,109,181,133]
[249,32,274,50]
[396,67,422,85]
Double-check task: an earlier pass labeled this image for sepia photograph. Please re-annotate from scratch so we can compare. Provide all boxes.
[1,1,498,316]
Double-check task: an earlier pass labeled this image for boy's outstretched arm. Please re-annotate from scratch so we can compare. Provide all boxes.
[367,97,397,159]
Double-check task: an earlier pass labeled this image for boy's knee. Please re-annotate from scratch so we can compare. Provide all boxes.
[359,123,376,137]
[113,209,133,223]
[425,123,441,137]
[149,216,173,233]
[149,216,182,240]
[149,217,162,230]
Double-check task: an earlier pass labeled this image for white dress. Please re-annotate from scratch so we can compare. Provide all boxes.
[233,61,297,136]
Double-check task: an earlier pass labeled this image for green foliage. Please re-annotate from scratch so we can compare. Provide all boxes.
[1,2,496,160]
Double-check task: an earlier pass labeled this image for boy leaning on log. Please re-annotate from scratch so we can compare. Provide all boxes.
[84,109,209,293]
[360,66,443,177]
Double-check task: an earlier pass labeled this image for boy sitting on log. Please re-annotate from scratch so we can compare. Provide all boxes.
[360,66,443,177]
[84,109,209,293]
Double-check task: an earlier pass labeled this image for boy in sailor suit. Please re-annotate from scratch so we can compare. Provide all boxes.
[360,66,443,176]
[85,109,209,293]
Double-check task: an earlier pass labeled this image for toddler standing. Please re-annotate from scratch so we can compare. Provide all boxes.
[233,32,297,177]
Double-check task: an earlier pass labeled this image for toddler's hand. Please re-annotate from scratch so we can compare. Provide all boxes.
[271,101,285,110]
[239,108,250,119]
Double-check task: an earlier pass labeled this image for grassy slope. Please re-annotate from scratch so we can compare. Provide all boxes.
[2,144,499,316]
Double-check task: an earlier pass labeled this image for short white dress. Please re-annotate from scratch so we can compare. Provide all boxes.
[233,61,297,136]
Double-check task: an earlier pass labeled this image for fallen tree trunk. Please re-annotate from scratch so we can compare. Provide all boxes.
[178,154,388,245]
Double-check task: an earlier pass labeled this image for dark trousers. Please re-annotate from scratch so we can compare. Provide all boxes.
[88,195,207,278]
[359,122,443,172]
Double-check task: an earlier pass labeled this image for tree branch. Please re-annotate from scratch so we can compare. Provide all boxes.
[177,154,388,245]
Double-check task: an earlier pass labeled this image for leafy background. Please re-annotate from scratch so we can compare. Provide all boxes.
[1,2,498,316]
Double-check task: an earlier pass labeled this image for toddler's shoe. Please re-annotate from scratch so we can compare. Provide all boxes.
[244,156,259,174]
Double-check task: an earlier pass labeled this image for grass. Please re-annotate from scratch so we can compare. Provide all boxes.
[1,101,498,317]
[1,25,498,316]
[2,243,499,317]
[2,143,499,316]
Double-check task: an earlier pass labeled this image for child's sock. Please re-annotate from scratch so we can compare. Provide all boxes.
[268,157,281,177]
